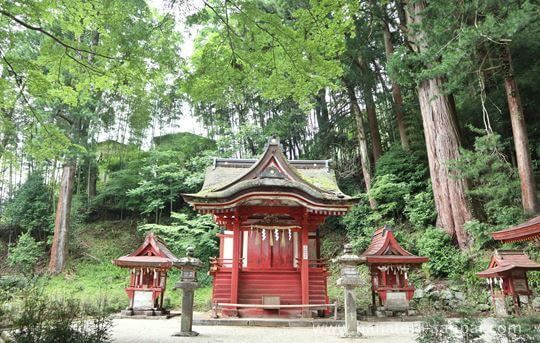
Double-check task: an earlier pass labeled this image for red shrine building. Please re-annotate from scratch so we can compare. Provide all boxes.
[361,226,428,314]
[183,137,356,317]
[477,250,540,314]
[477,215,540,315]
[113,232,179,316]
[491,215,540,243]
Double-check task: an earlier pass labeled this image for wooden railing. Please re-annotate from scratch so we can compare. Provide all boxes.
[211,301,338,319]
[209,257,244,271]
[210,257,327,271]
[296,258,327,269]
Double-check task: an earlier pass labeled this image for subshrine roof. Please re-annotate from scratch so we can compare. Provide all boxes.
[477,249,540,278]
[361,226,429,265]
[491,215,540,243]
[113,232,179,269]
[183,136,357,214]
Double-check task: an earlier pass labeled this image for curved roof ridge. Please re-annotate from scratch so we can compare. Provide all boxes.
[212,136,333,196]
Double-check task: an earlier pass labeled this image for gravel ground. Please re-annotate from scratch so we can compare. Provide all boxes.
[111,317,505,343]
[111,318,482,343]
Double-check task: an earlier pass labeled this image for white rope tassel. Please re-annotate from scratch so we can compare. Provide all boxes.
[288,228,292,240]
[274,228,279,241]
[262,229,267,241]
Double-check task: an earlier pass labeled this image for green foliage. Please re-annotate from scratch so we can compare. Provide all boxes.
[452,133,523,226]
[453,309,484,343]
[494,315,540,343]
[341,194,378,251]
[10,288,112,343]
[417,228,467,278]
[153,132,216,156]
[125,151,213,221]
[1,172,52,238]
[365,146,431,226]
[463,220,498,251]
[525,242,540,293]
[187,1,357,106]
[374,146,428,191]
[404,188,437,230]
[369,174,410,224]
[95,134,217,221]
[0,0,184,163]
[416,315,455,343]
[138,212,219,267]
[8,232,43,275]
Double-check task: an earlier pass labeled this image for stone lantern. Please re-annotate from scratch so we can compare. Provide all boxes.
[336,243,365,338]
[173,247,202,337]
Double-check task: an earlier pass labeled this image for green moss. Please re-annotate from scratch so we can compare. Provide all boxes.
[298,172,339,192]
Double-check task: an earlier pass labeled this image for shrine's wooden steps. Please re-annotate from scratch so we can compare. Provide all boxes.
[238,271,302,305]
[212,270,232,304]
[212,269,329,317]
[309,270,328,305]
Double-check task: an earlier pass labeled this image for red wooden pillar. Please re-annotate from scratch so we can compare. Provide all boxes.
[230,210,241,314]
[301,210,310,317]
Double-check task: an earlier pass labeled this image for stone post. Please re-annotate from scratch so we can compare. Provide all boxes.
[336,244,365,338]
[173,247,202,337]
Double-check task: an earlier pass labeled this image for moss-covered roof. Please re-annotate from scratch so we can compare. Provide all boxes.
[183,137,355,205]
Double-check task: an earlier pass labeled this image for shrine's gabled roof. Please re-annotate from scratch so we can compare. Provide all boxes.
[361,226,429,265]
[183,136,357,214]
[113,232,179,269]
[491,215,540,243]
[477,249,540,278]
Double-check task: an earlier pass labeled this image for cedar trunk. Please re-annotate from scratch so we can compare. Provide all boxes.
[382,20,410,151]
[503,46,538,214]
[364,86,383,163]
[49,164,76,274]
[409,0,473,249]
[346,83,376,209]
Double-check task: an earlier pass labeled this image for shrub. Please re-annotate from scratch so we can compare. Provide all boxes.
[454,309,484,343]
[341,194,378,251]
[417,227,466,278]
[1,172,53,239]
[405,188,437,229]
[8,232,43,275]
[416,315,455,343]
[368,174,411,222]
[10,288,112,343]
[494,315,540,343]
[374,145,428,192]
[463,220,498,251]
[451,133,523,226]
[138,212,219,271]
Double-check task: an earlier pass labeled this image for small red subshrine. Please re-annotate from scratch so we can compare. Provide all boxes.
[113,232,179,315]
[183,137,356,317]
[477,250,540,314]
[478,215,540,315]
[361,226,428,313]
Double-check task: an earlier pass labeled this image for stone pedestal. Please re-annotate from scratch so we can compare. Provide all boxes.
[341,286,359,337]
[174,282,199,337]
[173,247,202,337]
[493,294,508,317]
[336,244,365,339]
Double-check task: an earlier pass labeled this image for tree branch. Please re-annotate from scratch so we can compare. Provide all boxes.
[0,9,121,61]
